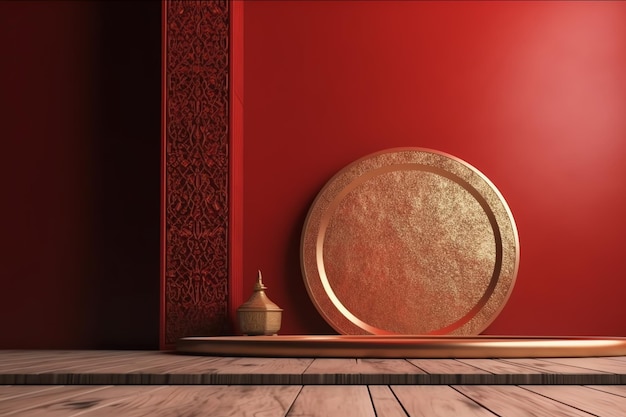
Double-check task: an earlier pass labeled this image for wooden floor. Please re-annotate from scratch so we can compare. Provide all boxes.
[1,351,626,416]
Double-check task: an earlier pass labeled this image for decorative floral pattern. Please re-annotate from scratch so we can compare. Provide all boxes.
[164,0,230,345]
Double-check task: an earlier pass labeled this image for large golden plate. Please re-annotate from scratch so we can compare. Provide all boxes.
[300,148,519,335]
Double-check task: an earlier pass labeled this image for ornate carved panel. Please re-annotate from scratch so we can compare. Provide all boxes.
[162,0,230,346]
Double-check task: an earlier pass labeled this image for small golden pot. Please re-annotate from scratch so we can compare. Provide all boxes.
[237,270,283,335]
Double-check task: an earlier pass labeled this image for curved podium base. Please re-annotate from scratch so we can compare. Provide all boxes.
[177,335,626,358]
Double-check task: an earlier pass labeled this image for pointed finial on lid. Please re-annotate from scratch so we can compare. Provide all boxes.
[255,269,267,290]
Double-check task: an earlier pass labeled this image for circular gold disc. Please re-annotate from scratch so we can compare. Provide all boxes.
[300,148,520,335]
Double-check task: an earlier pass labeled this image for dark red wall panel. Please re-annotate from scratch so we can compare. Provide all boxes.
[162,1,231,347]
[243,1,626,336]
[0,1,160,348]
[0,2,95,348]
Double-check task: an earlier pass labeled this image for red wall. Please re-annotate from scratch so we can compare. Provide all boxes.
[0,1,161,348]
[243,1,626,336]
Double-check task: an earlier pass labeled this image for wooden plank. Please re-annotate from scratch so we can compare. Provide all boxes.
[0,350,152,364]
[408,359,491,374]
[368,386,408,417]
[0,386,109,416]
[0,356,309,386]
[69,353,213,374]
[0,351,108,364]
[432,359,548,385]
[287,386,375,417]
[75,385,300,417]
[164,357,313,385]
[0,351,65,366]
[454,386,595,417]
[6,386,163,417]
[206,357,313,374]
[601,355,626,363]
[0,351,136,371]
[0,353,217,384]
[457,359,544,374]
[391,386,496,417]
[0,351,157,373]
[523,385,626,417]
[0,386,63,402]
[304,359,424,374]
[29,356,166,375]
[1,351,625,386]
[541,357,626,374]
[302,358,356,373]
[0,358,64,372]
[406,359,492,384]
[151,355,226,373]
[302,359,425,384]
[587,385,626,397]
[500,358,613,374]
[87,356,224,385]
[124,356,222,373]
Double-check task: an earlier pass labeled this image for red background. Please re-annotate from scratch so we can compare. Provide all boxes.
[243,1,626,336]
[3,1,626,349]
[0,1,161,348]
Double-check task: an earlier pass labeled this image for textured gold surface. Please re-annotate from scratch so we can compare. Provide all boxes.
[301,148,519,335]
[237,311,282,336]
[177,336,626,358]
